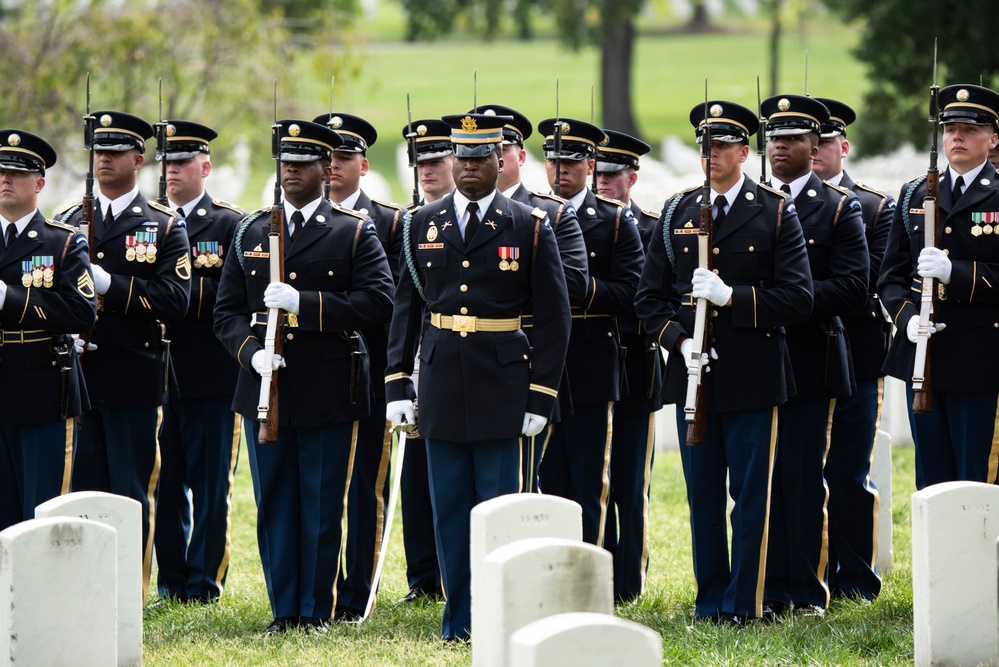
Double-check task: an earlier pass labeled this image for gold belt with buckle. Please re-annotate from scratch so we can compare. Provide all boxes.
[0,329,52,345]
[430,313,521,333]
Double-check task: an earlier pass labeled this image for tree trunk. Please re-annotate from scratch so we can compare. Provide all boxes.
[768,0,782,96]
[689,1,709,29]
[601,13,640,138]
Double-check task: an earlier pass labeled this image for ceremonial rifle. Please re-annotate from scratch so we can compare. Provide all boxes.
[323,75,334,200]
[757,75,768,183]
[155,78,168,206]
[405,91,420,207]
[79,74,96,351]
[257,82,285,443]
[684,82,713,446]
[590,84,598,193]
[912,42,940,414]
[553,77,563,198]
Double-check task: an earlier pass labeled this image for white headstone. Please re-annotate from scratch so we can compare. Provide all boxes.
[37,491,143,667]
[870,429,893,574]
[470,494,582,667]
[509,612,662,667]
[0,517,117,667]
[912,481,999,667]
[477,537,613,667]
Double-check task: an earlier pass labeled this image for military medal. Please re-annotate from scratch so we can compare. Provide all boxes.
[985,224,994,235]
[31,255,43,287]
[972,225,983,237]
[973,212,998,236]
[498,246,511,271]
[20,260,31,287]
[42,260,54,288]
[125,235,136,261]
[509,247,520,272]
[146,244,157,262]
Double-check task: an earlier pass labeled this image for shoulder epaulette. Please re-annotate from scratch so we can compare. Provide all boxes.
[46,218,78,233]
[823,181,853,197]
[148,201,177,217]
[531,207,547,220]
[905,174,925,186]
[641,208,659,218]
[333,202,369,221]
[213,199,246,215]
[757,182,787,198]
[595,193,626,209]
[853,182,890,200]
[372,198,405,212]
[529,191,567,205]
[56,203,82,222]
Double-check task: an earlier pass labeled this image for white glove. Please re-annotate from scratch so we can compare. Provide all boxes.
[263,282,301,315]
[71,333,98,355]
[387,399,416,427]
[917,247,952,285]
[92,265,111,295]
[522,412,548,437]
[0,280,6,308]
[251,350,286,375]
[680,338,718,371]
[906,315,947,344]
[691,268,733,306]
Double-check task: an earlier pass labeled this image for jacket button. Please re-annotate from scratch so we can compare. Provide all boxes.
[460,307,468,314]
[460,284,468,292]
[808,239,815,245]
[460,331,468,338]
[462,260,470,268]
[712,248,720,255]
[97,252,105,259]
[749,246,755,252]
[426,261,432,268]
[144,342,149,348]
[945,227,952,234]
[606,332,613,338]
[590,251,596,258]
[328,271,334,276]
[287,333,294,340]
[712,269,719,275]
[251,270,256,276]
[289,272,297,280]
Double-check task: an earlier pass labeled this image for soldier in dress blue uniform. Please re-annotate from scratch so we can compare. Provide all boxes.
[385,112,570,641]
[59,111,192,602]
[761,94,868,618]
[214,119,394,635]
[152,120,246,605]
[0,130,96,532]
[635,100,813,624]
[312,111,404,620]
[473,103,589,492]
[593,129,664,603]
[535,117,644,547]
[813,98,894,601]
[393,118,452,605]
[878,84,999,489]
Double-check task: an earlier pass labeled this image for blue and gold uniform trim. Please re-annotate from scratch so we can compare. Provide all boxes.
[214,414,242,593]
[530,383,559,398]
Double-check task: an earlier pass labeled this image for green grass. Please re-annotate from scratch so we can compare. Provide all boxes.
[143,438,917,666]
[249,20,867,204]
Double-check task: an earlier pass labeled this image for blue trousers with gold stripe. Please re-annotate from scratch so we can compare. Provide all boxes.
[74,405,161,601]
[245,420,357,620]
[336,410,393,614]
[908,386,999,489]
[603,411,656,601]
[426,437,520,641]
[539,402,613,546]
[401,436,440,594]
[765,398,834,609]
[519,423,551,493]
[0,420,74,532]
[678,407,777,619]
[826,379,882,600]
[155,397,240,601]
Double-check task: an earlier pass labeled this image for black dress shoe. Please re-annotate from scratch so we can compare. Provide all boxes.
[718,612,754,628]
[265,617,298,636]
[397,586,444,605]
[793,603,826,617]
[333,606,364,623]
[299,617,330,635]
[761,600,789,623]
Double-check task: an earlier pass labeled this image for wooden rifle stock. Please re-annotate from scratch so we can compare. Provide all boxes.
[685,91,712,446]
[913,57,939,414]
[258,114,285,443]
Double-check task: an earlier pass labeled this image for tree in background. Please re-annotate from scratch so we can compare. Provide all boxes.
[822,0,998,155]
[0,0,362,174]
[399,0,650,139]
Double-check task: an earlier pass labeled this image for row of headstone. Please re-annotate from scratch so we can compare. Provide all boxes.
[469,494,661,667]
[0,492,143,667]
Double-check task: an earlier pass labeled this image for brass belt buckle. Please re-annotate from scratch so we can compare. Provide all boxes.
[450,314,476,333]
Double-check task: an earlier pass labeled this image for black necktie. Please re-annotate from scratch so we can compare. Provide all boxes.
[289,210,304,240]
[3,223,16,252]
[780,184,792,196]
[953,175,965,202]
[176,207,186,220]
[713,195,727,227]
[98,204,113,236]
[465,202,480,241]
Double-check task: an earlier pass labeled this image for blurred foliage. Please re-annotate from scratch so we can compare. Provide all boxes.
[822,0,998,155]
